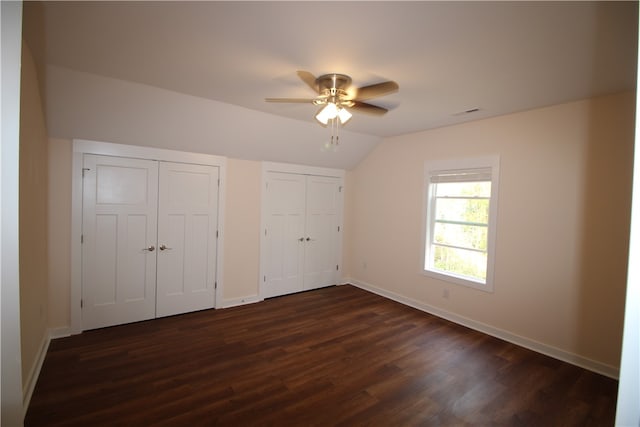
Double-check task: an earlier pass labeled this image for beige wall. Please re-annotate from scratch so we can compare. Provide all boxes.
[223,158,262,301]
[48,138,72,329]
[341,172,355,280]
[345,92,634,369]
[19,41,50,390]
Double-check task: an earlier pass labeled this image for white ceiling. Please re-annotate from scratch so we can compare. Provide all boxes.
[42,1,637,138]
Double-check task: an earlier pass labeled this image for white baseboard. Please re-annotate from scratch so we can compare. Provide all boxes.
[50,326,71,339]
[22,326,72,417]
[221,295,262,308]
[22,331,51,417]
[346,278,619,379]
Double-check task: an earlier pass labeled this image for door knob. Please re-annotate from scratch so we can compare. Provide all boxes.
[143,245,155,252]
[298,237,304,242]
[159,244,172,251]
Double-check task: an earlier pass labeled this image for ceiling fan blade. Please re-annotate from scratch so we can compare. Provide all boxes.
[354,81,399,101]
[297,70,319,93]
[351,101,389,115]
[265,98,315,103]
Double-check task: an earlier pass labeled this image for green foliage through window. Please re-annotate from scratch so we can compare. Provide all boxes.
[428,181,491,282]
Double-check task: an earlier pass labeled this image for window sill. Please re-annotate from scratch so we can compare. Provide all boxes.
[422,268,493,293]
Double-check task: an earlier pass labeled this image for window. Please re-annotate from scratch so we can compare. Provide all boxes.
[423,156,500,291]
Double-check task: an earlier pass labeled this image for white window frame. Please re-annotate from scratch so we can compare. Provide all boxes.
[422,156,500,292]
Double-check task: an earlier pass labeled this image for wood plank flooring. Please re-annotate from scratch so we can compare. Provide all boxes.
[25,285,618,426]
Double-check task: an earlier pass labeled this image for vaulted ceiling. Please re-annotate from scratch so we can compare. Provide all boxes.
[41,1,637,140]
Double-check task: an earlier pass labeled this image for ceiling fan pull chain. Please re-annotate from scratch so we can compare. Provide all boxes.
[332,118,336,149]
[332,117,335,146]
[321,117,340,152]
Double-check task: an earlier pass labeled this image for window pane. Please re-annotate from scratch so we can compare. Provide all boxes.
[435,198,489,224]
[435,181,491,198]
[432,245,487,281]
[433,222,488,251]
[424,158,498,290]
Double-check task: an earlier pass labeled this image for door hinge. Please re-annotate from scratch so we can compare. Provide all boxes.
[337,226,340,232]
[336,264,339,271]
[264,228,267,237]
[216,230,219,238]
[81,234,84,244]
[80,299,83,308]
[215,281,217,289]
[82,167,90,177]
[264,275,266,282]
[339,186,343,193]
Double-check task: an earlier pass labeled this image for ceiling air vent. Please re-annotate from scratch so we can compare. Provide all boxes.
[453,107,481,116]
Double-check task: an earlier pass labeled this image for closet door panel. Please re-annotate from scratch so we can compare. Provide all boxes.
[303,176,341,290]
[264,172,306,298]
[156,162,219,318]
[161,214,186,295]
[82,154,158,330]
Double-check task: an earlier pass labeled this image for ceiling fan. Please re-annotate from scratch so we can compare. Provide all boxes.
[265,71,399,126]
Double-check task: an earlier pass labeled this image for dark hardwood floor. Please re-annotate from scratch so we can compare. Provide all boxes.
[25,285,617,426]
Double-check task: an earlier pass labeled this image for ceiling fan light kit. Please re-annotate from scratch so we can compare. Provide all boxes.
[315,102,352,125]
[266,71,398,148]
[337,107,353,124]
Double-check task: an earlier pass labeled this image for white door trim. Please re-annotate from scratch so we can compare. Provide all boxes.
[262,161,346,179]
[259,162,345,300]
[71,139,227,334]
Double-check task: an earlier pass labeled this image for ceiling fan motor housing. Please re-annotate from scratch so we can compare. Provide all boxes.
[316,74,352,92]
[316,74,353,107]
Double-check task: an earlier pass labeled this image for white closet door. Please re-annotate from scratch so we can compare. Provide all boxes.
[264,172,306,298]
[82,154,158,330]
[303,176,341,290]
[156,162,219,317]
